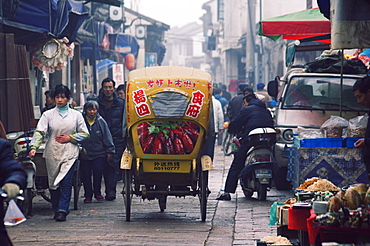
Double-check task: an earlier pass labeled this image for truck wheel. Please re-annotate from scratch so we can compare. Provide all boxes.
[274,165,292,190]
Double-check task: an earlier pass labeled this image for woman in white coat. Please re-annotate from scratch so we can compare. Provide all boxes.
[29,84,89,221]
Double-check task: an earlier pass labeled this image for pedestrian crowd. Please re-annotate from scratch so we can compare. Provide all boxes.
[26,78,127,222]
[2,79,279,225]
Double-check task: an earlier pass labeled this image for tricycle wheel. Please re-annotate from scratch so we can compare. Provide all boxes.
[257,183,267,201]
[199,170,209,222]
[72,162,82,210]
[158,196,167,212]
[123,169,132,221]
[17,188,34,216]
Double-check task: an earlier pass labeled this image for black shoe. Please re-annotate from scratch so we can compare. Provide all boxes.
[105,195,116,201]
[55,211,67,221]
[216,192,231,201]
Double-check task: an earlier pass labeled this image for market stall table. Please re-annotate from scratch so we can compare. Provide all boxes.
[287,144,368,189]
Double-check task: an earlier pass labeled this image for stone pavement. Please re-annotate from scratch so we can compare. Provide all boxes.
[7,145,294,245]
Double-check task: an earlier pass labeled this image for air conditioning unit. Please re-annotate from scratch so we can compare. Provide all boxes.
[109,6,122,21]
[135,25,146,39]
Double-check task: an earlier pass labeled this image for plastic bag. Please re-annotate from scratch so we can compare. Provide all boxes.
[268,202,285,226]
[295,126,323,139]
[4,199,27,226]
[348,115,368,137]
[320,116,349,138]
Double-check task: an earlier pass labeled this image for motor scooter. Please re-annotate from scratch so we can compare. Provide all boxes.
[6,131,37,216]
[239,127,276,201]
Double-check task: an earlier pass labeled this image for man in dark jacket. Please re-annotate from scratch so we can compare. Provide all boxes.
[0,138,27,245]
[97,77,127,201]
[41,90,56,115]
[217,94,274,200]
[227,84,251,120]
[353,76,370,179]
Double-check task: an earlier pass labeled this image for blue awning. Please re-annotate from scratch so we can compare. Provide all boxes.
[113,34,140,58]
[0,0,88,42]
[96,59,117,74]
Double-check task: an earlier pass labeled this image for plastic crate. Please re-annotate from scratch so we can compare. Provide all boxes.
[294,136,343,148]
[321,137,343,148]
[343,137,361,148]
[294,136,320,148]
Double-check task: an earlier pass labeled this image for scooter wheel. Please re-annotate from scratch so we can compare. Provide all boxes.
[242,189,253,198]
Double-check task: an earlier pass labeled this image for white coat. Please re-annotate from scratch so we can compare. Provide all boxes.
[34,107,89,189]
[212,96,224,134]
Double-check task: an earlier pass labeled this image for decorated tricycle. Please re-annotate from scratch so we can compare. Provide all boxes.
[121,66,213,222]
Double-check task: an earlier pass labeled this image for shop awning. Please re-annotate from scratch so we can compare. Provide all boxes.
[259,8,331,43]
[96,59,117,74]
[0,0,88,44]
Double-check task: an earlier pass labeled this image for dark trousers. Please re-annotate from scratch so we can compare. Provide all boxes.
[217,132,223,145]
[0,230,12,246]
[104,144,125,197]
[80,157,105,198]
[224,143,250,193]
[1,209,12,246]
[50,160,77,213]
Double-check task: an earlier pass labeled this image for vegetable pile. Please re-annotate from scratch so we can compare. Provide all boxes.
[137,121,200,155]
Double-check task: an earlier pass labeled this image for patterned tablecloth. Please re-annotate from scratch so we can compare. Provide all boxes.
[287,146,369,189]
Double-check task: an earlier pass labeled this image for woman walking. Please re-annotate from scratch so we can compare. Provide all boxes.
[80,100,115,203]
[28,84,89,221]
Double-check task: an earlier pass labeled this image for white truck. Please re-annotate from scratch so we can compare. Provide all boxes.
[268,67,367,190]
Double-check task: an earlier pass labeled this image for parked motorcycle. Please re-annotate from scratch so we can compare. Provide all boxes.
[239,127,276,201]
[6,130,82,215]
[6,131,37,216]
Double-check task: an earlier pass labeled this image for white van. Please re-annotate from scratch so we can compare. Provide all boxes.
[268,68,367,190]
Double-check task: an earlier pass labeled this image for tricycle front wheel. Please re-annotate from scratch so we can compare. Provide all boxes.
[123,169,132,221]
[158,196,167,212]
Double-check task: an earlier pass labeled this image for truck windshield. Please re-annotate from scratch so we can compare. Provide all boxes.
[282,76,368,112]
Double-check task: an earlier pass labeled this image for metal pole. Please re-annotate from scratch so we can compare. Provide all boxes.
[340,48,344,117]
[91,2,98,94]
[246,0,257,89]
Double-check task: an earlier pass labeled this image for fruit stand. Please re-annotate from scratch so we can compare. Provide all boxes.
[270,179,370,246]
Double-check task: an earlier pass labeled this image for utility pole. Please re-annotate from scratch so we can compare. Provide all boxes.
[246,0,257,89]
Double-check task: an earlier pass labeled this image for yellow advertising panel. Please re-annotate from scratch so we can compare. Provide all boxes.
[142,160,191,173]
[126,66,212,131]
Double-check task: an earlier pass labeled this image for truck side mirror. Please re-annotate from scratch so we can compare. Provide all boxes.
[268,76,279,98]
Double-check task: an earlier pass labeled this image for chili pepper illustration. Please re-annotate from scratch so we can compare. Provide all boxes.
[184,121,199,130]
[183,126,199,141]
[152,135,163,154]
[171,128,183,138]
[139,128,149,144]
[137,122,149,135]
[167,128,175,141]
[181,132,194,153]
[157,131,166,144]
[174,136,185,154]
[142,134,155,153]
[164,137,175,154]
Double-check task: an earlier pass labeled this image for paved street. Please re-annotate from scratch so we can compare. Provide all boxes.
[7,145,294,246]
